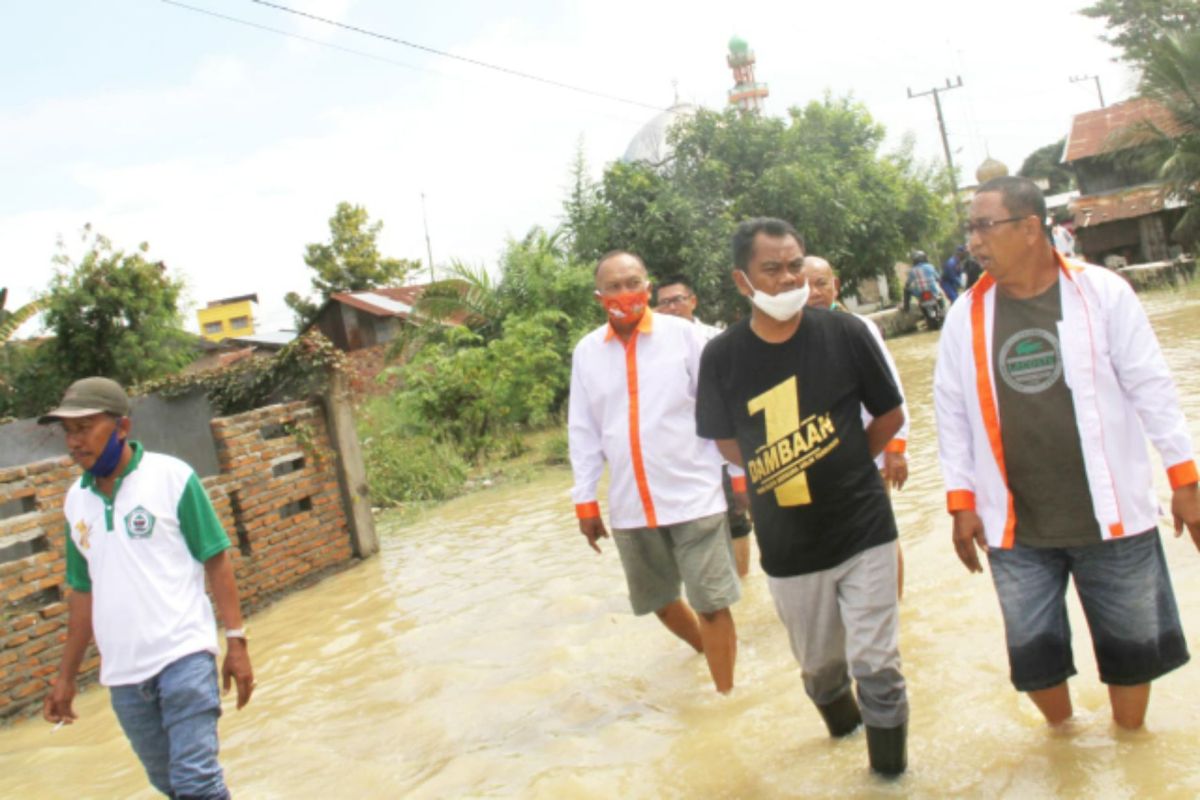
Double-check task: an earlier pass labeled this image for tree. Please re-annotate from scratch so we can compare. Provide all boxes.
[1018,138,1077,195]
[1,228,195,418]
[395,225,600,360]
[0,288,39,343]
[286,202,419,328]
[566,98,957,323]
[1081,0,1200,68]
[1139,28,1200,246]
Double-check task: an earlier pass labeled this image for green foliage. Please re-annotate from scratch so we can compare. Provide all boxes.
[399,310,572,462]
[493,227,601,336]
[566,98,956,321]
[539,427,570,466]
[138,330,347,416]
[1080,0,1200,68]
[364,434,469,505]
[1139,28,1200,246]
[1018,139,1077,195]
[1,228,195,418]
[0,300,38,343]
[286,202,420,328]
[357,393,468,504]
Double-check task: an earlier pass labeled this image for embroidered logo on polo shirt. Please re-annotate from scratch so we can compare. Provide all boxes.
[124,506,156,539]
[75,519,91,550]
[998,328,1062,394]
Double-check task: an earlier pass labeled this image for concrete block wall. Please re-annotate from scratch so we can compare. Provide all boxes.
[0,399,357,723]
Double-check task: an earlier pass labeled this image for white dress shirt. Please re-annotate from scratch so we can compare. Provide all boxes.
[568,310,726,529]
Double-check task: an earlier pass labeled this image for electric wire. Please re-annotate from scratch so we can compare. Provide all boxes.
[246,0,665,112]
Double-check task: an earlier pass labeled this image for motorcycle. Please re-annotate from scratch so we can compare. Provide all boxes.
[918,291,945,331]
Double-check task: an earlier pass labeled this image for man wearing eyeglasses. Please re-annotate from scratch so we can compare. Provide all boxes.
[654,275,754,578]
[934,175,1200,732]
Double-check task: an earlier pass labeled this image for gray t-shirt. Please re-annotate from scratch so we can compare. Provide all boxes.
[993,280,1100,548]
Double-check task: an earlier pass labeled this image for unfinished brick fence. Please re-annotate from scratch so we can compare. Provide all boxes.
[0,385,377,723]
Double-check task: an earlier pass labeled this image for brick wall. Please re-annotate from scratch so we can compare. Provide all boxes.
[0,399,357,723]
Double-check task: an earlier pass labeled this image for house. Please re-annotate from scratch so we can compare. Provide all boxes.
[1063,97,1190,265]
[305,285,425,352]
[197,294,259,343]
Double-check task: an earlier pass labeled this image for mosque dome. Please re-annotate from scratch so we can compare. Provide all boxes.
[976,156,1009,184]
[621,102,699,166]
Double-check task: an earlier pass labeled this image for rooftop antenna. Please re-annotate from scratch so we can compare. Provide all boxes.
[420,191,434,283]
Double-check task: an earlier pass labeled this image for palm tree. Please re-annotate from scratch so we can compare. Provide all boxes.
[1140,28,1200,246]
[0,288,40,343]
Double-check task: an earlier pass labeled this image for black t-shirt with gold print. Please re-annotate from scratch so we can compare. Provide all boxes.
[696,308,902,578]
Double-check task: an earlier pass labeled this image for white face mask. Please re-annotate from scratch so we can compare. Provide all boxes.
[739,271,811,322]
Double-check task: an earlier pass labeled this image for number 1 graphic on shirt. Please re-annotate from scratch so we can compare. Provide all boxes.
[747,376,811,506]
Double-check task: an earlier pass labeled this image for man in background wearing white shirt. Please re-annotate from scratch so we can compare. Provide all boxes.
[655,274,754,579]
[569,251,740,693]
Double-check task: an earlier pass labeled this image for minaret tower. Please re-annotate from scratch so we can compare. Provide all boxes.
[727,36,768,112]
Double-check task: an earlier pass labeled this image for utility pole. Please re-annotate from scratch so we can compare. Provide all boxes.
[420,192,435,283]
[1070,74,1105,108]
[908,77,965,228]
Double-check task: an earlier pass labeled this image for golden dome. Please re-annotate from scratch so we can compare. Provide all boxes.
[976,157,1009,184]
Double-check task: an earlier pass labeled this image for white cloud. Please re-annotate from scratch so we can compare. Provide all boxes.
[2,0,1141,338]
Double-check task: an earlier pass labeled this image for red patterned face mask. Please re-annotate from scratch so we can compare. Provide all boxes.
[597,289,649,327]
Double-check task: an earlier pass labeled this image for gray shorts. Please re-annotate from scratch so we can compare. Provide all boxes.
[612,512,741,616]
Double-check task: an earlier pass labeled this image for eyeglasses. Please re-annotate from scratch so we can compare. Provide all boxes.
[965,215,1031,235]
[656,293,692,308]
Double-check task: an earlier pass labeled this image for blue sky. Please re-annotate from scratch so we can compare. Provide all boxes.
[3,1,1134,333]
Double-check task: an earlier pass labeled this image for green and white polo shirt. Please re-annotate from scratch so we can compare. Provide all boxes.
[64,442,231,686]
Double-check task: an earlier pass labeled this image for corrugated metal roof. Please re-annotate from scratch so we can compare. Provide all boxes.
[1063,97,1183,163]
[330,286,425,318]
[1070,184,1168,227]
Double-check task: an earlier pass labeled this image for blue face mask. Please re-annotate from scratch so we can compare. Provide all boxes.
[87,428,126,479]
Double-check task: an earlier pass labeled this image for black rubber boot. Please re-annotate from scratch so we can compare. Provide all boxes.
[866,721,907,777]
[816,691,862,738]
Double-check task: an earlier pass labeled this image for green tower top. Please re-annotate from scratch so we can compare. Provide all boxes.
[728,36,749,55]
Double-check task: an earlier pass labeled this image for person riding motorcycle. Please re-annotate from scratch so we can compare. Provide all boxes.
[902,251,945,312]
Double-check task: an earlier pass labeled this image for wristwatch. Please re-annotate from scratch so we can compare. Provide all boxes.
[225,628,248,640]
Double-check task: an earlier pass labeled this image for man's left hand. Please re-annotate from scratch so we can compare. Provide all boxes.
[883,452,908,491]
[1171,483,1200,551]
[222,638,255,710]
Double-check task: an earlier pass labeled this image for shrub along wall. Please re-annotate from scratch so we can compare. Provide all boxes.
[0,399,358,723]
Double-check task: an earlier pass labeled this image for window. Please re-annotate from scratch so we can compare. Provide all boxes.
[230,316,250,330]
[203,321,224,335]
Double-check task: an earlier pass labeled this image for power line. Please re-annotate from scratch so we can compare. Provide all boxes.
[247,0,665,112]
[161,0,433,75]
[1069,74,1106,108]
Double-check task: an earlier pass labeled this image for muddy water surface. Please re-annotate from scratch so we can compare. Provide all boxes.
[3,285,1200,798]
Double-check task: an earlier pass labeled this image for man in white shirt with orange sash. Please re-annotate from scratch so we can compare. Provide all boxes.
[935,176,1200,730]
[568,250,740,694]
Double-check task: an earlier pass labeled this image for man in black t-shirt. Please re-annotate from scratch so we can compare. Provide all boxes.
[696,217,909,777]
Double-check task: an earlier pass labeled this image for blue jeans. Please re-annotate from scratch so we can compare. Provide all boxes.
[109,651,228,799]
[988,530,1189,692]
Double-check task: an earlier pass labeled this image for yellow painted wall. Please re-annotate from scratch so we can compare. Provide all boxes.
[197,299,256,342]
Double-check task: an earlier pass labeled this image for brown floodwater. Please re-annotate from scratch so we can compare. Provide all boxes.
[3,284,1199,799]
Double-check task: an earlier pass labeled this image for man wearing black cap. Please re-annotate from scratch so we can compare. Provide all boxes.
[40,377,253,799]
